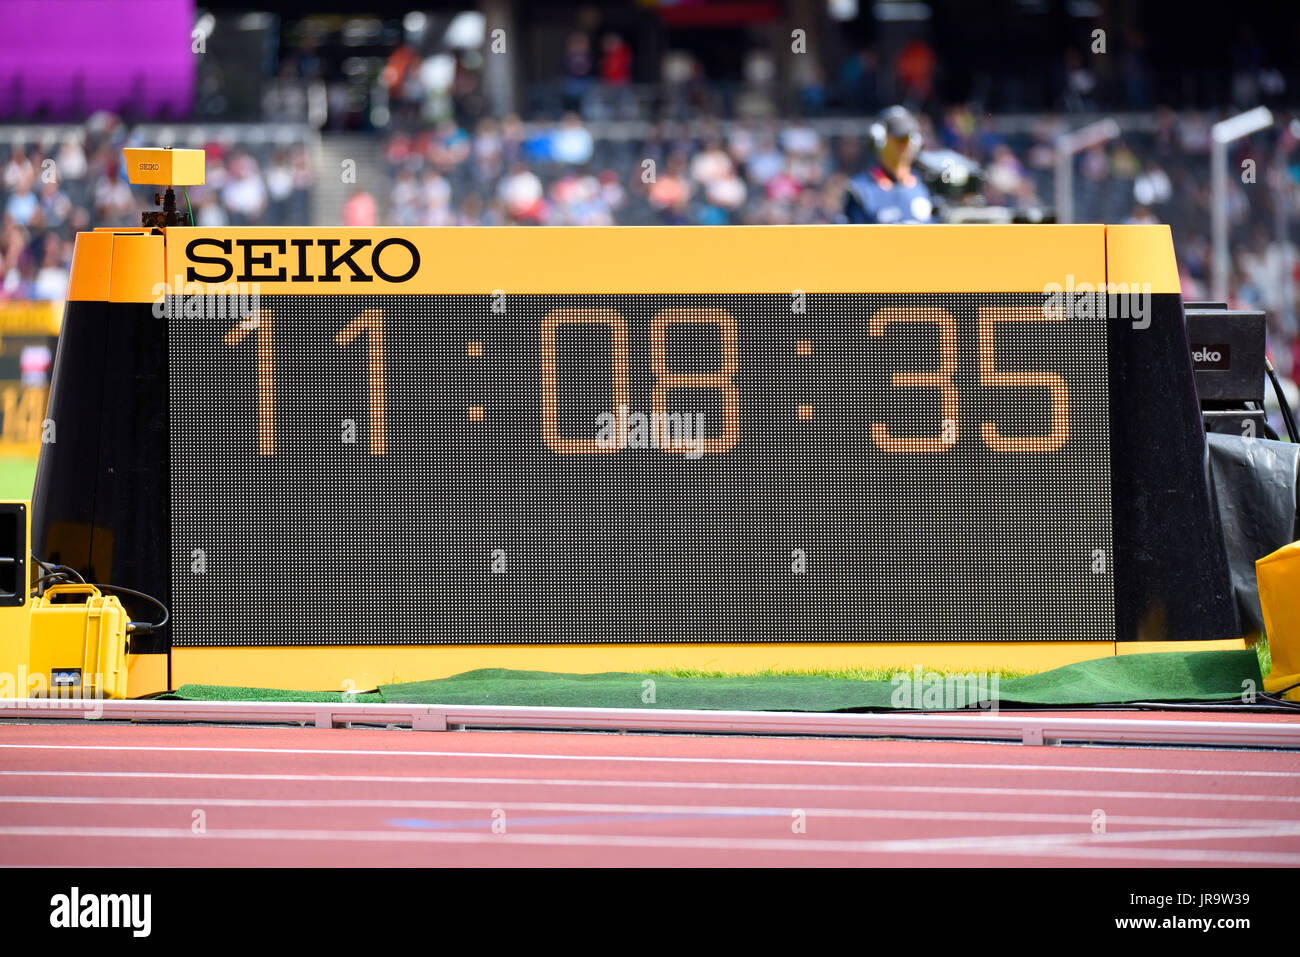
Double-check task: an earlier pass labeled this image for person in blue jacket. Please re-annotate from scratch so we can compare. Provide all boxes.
[844,106,934,224]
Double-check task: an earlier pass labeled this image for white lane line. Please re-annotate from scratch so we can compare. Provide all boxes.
[0,823,1298,865]
[0,793,1293,830]
[0,769,1296,804]
[862,823,1300,853]
[910,844,1300,864]
[0,743,1296,776]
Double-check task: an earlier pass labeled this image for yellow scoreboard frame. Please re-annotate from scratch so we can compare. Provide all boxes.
[40,223,1244,693]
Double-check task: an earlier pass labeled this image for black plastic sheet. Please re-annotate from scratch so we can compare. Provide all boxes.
[1207,434,1300,633]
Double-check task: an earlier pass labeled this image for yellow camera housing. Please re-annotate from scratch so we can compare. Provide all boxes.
[123,147,206,187]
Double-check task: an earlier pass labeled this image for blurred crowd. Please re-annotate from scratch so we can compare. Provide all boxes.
[363,21,1290,129]
[369,108,1300,379]
[0,114,314,305]
[2,107,1298,383]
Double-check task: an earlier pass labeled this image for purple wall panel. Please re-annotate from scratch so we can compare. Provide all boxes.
[0,0,195,119]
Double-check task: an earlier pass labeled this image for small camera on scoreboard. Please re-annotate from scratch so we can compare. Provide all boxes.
[1183,302,1265,405]
[124,147,204,228]
[1182,301,1271,437]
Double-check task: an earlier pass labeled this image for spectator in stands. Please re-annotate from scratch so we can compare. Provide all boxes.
[985,144,1027,206]
[744,131,787,186]
[222,153,268,226]
[342,188,378,227]
[1061,48,1097,113]
[839,49,880,114]
[265,150,296,225]
[498,162,546,224]
[2,149,35,192]
[194,195,228,228]
[844,106,933,224]
[288,146,314,224]
[646,153,692,226]
[1125,205,1159,225]
[552,113,594,166]
[382,42,424,126]
[1122,30,1154,110]
[599,34,632,87]
[689,138,735,194]
[38,179,72,229]
[33,238,69,301]
[471,119,504,184]
[1,242,38,299]
[4,174,38,226]
[390,168,421,227]
[1134,159,1173,208]
[457,194,485,227]
[419,172,455,226]
[91,167,132,224]
[561,32,594,113]
[894,39,936,107]
[54,137,87,182]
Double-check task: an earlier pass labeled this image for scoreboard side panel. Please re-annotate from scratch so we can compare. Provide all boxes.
[1105,225,1238,642]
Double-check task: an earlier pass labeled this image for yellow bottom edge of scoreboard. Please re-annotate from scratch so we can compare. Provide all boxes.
[164,639,1248,695]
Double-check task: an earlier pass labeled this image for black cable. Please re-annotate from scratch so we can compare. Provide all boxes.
[31,573,76,590]
[30,564,85,589]
[90,583,169,634]
[31,554,80,581]
[44,563,84,584]
[29,553,169,634]
[1265,677,1300,698]
[1259,693,1300,709]
[1265,356,1299,443]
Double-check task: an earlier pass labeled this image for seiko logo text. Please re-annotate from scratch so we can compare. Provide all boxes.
[185,237,421,284]
[137,163,160,171]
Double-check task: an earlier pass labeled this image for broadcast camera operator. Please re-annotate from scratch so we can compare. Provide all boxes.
[844,106,934,224]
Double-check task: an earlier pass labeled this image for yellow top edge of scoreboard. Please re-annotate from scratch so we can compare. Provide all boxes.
[67,223,1182,301]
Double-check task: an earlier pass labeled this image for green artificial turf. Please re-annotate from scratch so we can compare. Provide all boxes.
[165,649,1261,711]
[160,685,383,703]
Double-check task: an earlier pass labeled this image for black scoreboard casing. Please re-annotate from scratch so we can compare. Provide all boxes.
[32,225,1240,656]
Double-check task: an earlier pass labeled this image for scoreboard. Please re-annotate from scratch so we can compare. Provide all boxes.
[33,224,1240,683]
[169,289,1112,646]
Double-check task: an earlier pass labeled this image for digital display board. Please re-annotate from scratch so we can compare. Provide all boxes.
[168,287,1114,646]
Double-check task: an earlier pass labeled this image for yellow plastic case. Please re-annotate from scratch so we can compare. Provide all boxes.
[27,584,129,699]
[1257,540,1300,700]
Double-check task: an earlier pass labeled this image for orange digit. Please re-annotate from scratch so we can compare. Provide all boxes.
[541,309,628,453]
[869,307,958,453]
[978,307,1069,452]
[336,309,387,456]
[224,309,275,456]
[650,309,739,454]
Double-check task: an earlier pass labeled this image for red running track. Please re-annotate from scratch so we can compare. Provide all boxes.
[1,715,1299,867]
